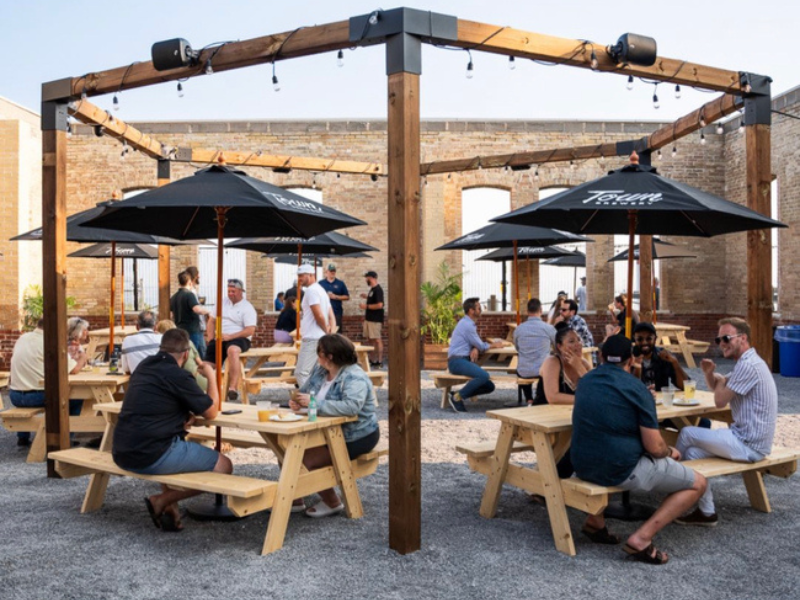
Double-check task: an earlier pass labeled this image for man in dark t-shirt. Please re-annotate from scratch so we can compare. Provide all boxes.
[170,270,210,355]
[113,329,231,532]
[631,322,686,391]
[570,335,706,564]
[359,270,384,367]
[318,263,350,331]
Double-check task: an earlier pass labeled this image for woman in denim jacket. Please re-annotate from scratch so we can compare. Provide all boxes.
[290,334,379,517]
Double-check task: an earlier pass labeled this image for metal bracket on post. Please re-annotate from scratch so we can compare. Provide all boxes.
[741,72,772,126]
[41,101,69,132]
[615,137,650,159]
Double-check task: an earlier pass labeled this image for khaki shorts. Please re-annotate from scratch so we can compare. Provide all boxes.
[363,320,382,340]
[617,455,695,495]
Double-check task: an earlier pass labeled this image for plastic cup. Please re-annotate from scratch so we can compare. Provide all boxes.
[662,389,674,407]
[257,401,276,422]
[684,380,696,400]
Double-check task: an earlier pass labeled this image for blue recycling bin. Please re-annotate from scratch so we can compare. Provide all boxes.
[774,325,800,377]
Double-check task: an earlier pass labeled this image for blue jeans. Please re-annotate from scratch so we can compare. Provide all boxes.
[126,436,219,475]
[189,332,206,359]
[447,357,495,400]
[9,390,83,442]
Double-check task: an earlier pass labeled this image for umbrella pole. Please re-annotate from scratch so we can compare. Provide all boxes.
[513,240,520,325]
[501,261,507,311]
[296,244,303,341]
[625,211,636,338]
[109,242,116,358]
[526,257,531,301]
[120,259,125,328]
[133,258,139,311]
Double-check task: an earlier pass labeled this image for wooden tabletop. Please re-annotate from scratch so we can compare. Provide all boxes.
[89,326,139,338]
[654,322,691,332]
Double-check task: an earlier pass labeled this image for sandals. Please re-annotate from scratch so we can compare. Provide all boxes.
[144,498,161,529]
[623,542,669,565]
[305,500,345,518]
[159,511,183,533]
[581,524,621,545]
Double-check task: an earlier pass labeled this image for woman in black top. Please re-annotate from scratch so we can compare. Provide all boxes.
[274,295,297,344]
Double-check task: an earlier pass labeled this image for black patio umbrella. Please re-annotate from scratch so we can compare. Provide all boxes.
[494,158,786,336]
[607,238,697,262]
[437,223,590,322]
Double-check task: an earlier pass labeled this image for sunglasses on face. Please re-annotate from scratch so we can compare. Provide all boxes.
[715,333,743,345]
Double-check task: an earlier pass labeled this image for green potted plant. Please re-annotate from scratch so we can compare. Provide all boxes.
[421,261,462,369]
[21,284,78,330]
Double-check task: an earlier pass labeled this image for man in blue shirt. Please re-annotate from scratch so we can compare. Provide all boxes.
[446,297,504,412]
[571,335,707,564]
[318,263,350,331]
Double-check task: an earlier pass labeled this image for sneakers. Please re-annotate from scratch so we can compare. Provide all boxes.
[448,392,467,413]
[675,508,718,527]
[227,389,239,402]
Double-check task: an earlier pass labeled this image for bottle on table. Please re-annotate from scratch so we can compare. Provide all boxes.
[308,393,318,422]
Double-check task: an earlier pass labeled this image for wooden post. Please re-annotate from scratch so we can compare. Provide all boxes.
[625,212,636,339]
[41,101,70,476]
[387,68,422,555]
[746,123,773,364]
[639,235,653,323]
[157,159,171,320]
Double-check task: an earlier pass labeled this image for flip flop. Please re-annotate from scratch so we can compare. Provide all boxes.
[144,498,161,530]
[305,500,345,518]
[159,511,183,532]
[582,524,621,545]
[623,542,669,565]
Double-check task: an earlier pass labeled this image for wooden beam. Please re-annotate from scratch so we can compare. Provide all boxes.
[454,20,742,93]
[639,235,653,323]
[69,99,166,158]
[41,110,70,477]
[745,123,773,365]
[58,21,352,99]
[387,70,422,555]
[185,149,385,176]
[647,94,741,151]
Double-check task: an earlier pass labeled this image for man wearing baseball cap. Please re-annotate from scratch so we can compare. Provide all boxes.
[205,278,258,401]
[631,321,686,391]
[318,263,350,331]
[570,335,707,564]
[294,264,334,386]
[359,271,384,367]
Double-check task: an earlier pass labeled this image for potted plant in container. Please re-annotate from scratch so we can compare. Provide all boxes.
[421,261,462,369]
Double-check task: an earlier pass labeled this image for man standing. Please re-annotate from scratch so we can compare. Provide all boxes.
[359,270,384,368]
[557,299,594,348]
[575,276,588,312]
[513,298,556,404]
[571,335,707,564]
[121,310,162,375]
[294,264,334,387]
[113,329,231,532]
[205,278,258,401]
[631,322,686,391]
[318,263,349,332]
[675,318,777,527]
[170,271,211,355]
[446,297,505,413]
[9,318,87,446]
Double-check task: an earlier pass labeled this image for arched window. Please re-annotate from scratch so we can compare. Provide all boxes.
[460,188,509,306]
[273,188,323,302]
[537,187,586,306]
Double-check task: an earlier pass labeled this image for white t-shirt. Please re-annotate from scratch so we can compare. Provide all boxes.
[221,297,258,339]
[301,282,331,340]
[10,328,76,391]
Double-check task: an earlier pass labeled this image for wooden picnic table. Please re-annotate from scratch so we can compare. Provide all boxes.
[85,326,138,360]
[479,345,597,373]
[92,401,367,555]
[654,322,709,369]
[469,390,731,556]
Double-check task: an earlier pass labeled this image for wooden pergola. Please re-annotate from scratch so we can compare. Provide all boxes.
[41,7,772,554]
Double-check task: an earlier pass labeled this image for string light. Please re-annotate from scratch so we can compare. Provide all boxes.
[657,149,662,160]
[570,160,576,170]
[204,58,214,75]
[337,50,344,67]
[66,120,73,139]
[671,145,677,158]
[534,167,540,182]
[272,74,281,92]
[466,52,474,79]
[674,84,681,99]
[311,173,317,189]
[177,82,184,98]
[652,89,660,110]
[112,94,120,111]
[508,56,516,70]
[626,75,634,91]
[700,131,706,145]
[590,49,599,71]
[716,122,724,135]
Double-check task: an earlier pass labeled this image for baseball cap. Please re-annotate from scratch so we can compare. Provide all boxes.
[297,264,315,275]
[227,278,245,291]
[580,276,586,281]
[326,263,337,272]
[557,290,567,296]
[602,335,633,363]
[364,270,378,278]
[633,322,657,336]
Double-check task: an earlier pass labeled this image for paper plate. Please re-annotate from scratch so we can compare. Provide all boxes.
[673,398,700,407]
[270,413,303,422]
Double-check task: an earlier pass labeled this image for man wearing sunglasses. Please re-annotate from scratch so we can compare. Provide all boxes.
[556,298,594,348]
[675,318,777,527]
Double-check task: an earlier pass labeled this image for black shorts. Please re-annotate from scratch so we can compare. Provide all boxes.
[204,337,251,363]
[346,428,380,460]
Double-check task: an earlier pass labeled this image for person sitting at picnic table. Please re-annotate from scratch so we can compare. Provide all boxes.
[674,317,777,527]
[631,322,686,391]
[546,291,568,324]
[274,291,285,312]
[120,310,162,374]
[554,298,594,348]
[274,294,297,344]
[67,317,90,362]
[512,298,556,404]
[9,318,88,446]
[112,328,229,532]
[155,319,208,392]
[289,334,379,517]
[446,297,505,413]
[571,335,707,564]
[607,294,639,338]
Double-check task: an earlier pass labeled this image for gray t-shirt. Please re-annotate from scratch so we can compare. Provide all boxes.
[513,317,556,378]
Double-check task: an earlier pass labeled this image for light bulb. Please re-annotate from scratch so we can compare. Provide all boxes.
[534,169,540,182]
[205,60,214,76]
[112,94,120,111]
[590,49,598,71]
[657,149,662,160]
[674,84,681,99]
[337,49,344,68]
[716,123,724,135]
[508,56,516,70]
[743,82,752,94]
[671,146,677,158]
[700,132,706,145]
[626,75,634,91]
[177,82,184,98]
[272,74,280,92]
[653,92,660,109]
[466,59,474,79]
[368,10,380,25]
[570,160,576,170]
[699,115,706,127]
[120,149,126,160]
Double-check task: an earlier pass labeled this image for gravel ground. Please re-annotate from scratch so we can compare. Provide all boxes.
[1,358,799,599]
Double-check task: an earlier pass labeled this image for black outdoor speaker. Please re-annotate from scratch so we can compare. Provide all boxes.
[607,33,657,67]
[151,38,197,71]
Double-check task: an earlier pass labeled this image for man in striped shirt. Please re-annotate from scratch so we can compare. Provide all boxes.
[121,310,162,374]
[675,317,777,526]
